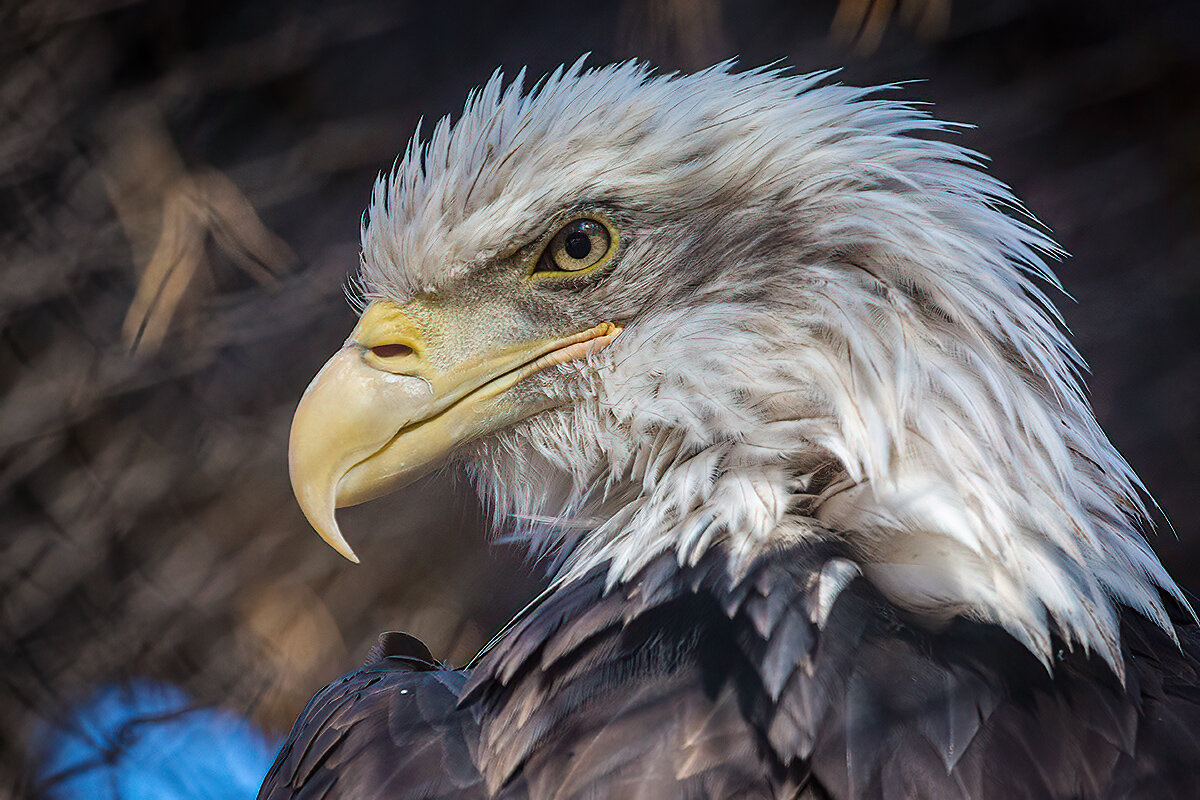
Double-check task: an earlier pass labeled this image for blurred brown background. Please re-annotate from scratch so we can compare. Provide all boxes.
[2,0,1198,795]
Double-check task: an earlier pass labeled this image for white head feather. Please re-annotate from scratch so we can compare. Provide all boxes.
[360,59,1185,674]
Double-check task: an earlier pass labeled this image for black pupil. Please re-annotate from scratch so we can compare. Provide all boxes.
[564,230,592,260]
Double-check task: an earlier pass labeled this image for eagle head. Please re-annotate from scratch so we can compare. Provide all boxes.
[288,60,1183,671]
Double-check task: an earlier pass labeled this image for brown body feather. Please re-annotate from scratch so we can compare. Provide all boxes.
[260,540,1200,799]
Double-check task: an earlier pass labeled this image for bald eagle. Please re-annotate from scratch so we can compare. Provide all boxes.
[262,61,1200,799]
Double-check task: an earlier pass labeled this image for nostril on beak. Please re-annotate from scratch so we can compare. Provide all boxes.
[371,343,414,359]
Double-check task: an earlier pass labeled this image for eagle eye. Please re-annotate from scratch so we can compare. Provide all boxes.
[535,218,613,275]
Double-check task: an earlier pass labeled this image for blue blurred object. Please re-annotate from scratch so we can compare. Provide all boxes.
[30,680,280,800]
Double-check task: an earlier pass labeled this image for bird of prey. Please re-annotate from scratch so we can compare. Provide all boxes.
[262,61,1200,799]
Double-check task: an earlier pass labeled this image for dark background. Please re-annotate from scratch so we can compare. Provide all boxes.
[2,0,1198,794]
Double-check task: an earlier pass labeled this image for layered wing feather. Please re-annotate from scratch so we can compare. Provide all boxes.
[262,542,1200,799]
[259,632,488,799]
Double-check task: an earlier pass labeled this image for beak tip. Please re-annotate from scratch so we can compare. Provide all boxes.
[297,493,362,564]
[318,520,361,564]
[326,535,361,564]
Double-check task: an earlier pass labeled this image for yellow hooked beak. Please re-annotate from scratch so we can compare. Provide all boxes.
[288,299,621,562]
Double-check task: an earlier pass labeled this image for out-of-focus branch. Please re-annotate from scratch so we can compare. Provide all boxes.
[98,107,294,355]
[619,0,729,71]
[832,0,950,54]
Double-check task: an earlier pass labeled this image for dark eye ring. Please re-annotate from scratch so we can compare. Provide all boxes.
[536,219,612,274]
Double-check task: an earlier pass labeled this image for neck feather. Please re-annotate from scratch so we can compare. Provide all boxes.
[468,285,1184,678]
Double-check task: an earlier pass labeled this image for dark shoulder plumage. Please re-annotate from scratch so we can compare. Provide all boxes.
[258,632,487,799]
[260,541,1200,800]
